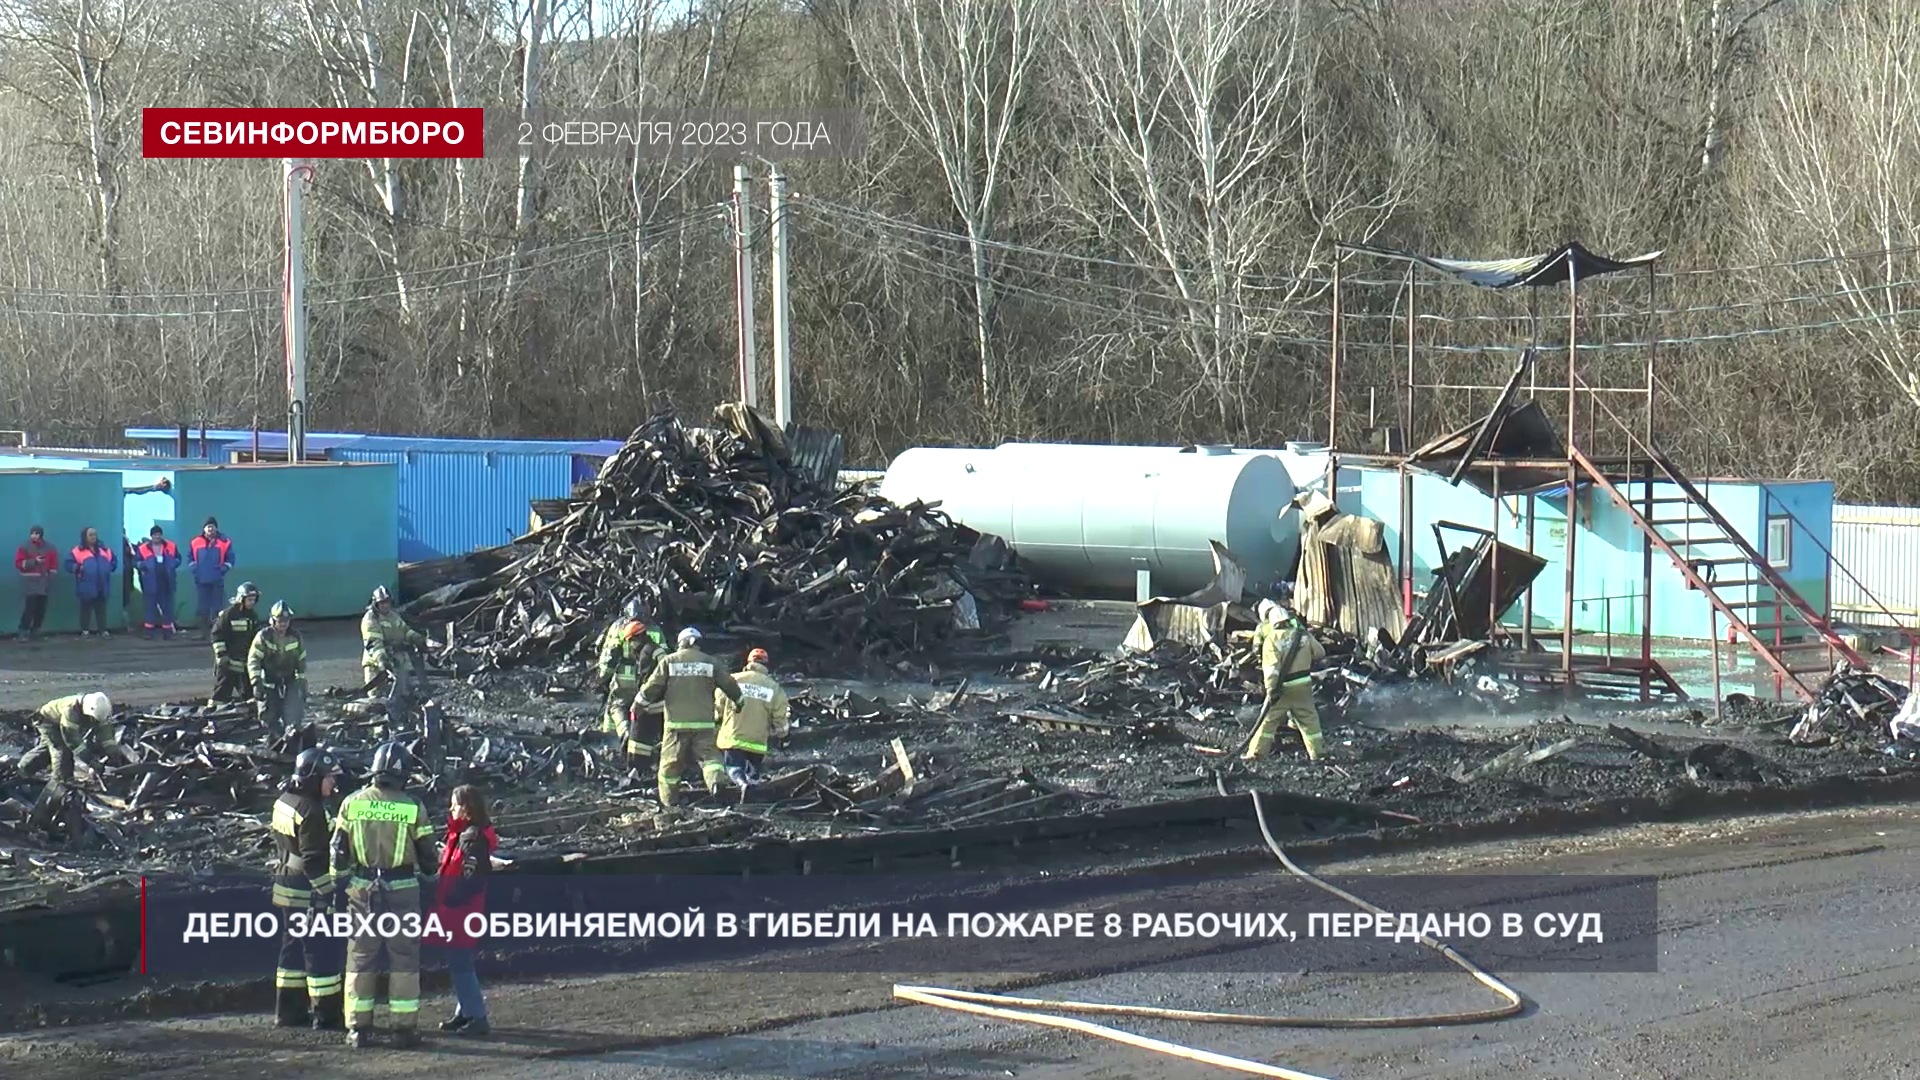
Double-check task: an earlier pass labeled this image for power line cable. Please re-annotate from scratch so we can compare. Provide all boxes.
[802,198,1920,354]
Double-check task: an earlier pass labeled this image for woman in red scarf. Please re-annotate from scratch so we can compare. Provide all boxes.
[430,785,497,1035]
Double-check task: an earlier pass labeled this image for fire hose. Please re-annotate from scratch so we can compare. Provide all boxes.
[893,790,1525,1080]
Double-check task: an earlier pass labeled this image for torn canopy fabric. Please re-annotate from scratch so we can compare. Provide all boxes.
[1342,242,1663,289]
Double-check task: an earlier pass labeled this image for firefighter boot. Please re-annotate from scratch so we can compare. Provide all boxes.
[391,1028,422,1049]
[311,997,345,1031]
[273,986,311,1028]
[346,1028,370,1049]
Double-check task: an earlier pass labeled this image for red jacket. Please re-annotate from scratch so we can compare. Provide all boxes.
[429,820,497,948]
[14,541,57,576]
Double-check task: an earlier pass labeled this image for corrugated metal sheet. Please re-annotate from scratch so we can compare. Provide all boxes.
[0,469,129,633]
[215,433,364,462]
[785,425,845,490]
[125,427,363,459]
[1833,503,1920,625]
[328,440,580,561]
[170,463,398,618]
[334,436,597,453]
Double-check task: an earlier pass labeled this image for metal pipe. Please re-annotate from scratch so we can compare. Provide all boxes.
[1641,458,1655,701]
[1405,461,1420,614]
[1605,596,1612,665]
[768,163,793,427]
[733,164,758,407]
[1489,465,1502,640]
[1405,265,1417,445]
[1328,255,1342,446]
[1406,383,1646,394]
[1562,253,1579,690]
[1711,606,1723,721]
[283,158,312,463]
[1523,493,1536,650]
[1645,263,1658,447]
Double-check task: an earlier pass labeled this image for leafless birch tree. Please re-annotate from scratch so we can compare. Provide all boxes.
[1749,0,1920,407]
[851,0,1046,415]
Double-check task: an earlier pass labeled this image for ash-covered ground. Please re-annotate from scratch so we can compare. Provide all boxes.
[3,604,1915,914]
[7,630,1904,914]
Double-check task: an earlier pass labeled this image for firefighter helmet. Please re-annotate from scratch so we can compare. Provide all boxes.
[369,741,412,784]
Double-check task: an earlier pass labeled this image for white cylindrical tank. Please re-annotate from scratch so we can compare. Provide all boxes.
[880,444,1299,596]
[997,440,1330,494]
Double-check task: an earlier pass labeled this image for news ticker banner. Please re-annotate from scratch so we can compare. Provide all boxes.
[141,108,863,161]
[149,873,1657,976]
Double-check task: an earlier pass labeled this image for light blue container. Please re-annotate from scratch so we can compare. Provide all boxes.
[168,463,398,618]
[0,469,128,634]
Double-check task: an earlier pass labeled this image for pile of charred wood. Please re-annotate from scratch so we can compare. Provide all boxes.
[0,687,633,877]
[406,406,1033,672]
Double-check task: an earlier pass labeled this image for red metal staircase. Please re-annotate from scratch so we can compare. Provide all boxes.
[1568,446,1862,703]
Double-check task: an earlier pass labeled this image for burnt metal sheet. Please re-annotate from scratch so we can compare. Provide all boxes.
[1293,492,1407,642]
[1409,399,1561,464]
[785,425,846,491]
[1340,240,1664,289]
[1123,542,1250,649]
[1407,523,1547,643]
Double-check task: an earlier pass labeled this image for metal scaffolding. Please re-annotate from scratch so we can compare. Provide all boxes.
[1322,241,1667,700]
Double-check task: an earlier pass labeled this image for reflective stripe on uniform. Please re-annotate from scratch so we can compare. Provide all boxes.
[271,800,303,836]
[337,790,433,874]
[721,738,768,753]
[275,968,305,989]
[308,973,342,997]
[349,996,376,1014]
[272,883,311,906]
[389,997,420,1014]
[665,720,716,731]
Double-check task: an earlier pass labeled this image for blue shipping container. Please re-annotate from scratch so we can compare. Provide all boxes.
[327,437,601,561]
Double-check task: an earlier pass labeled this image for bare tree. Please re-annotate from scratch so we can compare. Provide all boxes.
[504,0,548,297]
[0,0,163,298]
[1748,0,1920,407]
[1056,0,1404,431]
[851,0,1047,416]
[302,0,426,317]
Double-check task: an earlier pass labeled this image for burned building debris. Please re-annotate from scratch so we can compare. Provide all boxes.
[404,406,1034,672]
[4,405,1917,935]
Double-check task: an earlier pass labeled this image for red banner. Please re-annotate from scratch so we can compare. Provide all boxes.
[143,108,485,159]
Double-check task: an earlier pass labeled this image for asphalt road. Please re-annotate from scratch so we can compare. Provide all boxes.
[5,803,1918,1080]
[0,619,366,710]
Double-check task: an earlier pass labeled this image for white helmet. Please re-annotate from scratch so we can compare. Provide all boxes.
[676,626,702,648]
[1257,599,1284,626]
[82,692,113,722]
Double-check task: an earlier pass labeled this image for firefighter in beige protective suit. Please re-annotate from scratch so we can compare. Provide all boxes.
[1244,599,1327,761]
